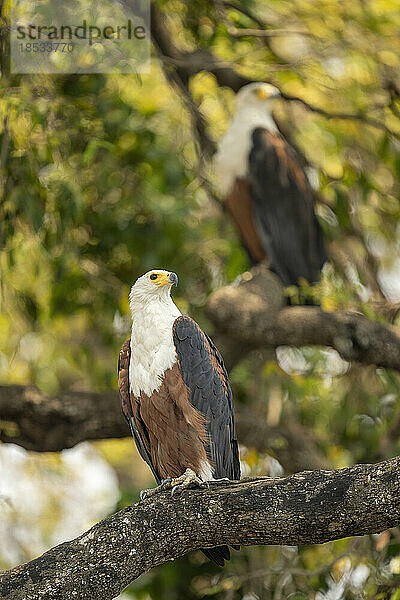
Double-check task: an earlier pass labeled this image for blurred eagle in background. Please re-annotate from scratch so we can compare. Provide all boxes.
[118,270,240,566]
[215,82,327,288]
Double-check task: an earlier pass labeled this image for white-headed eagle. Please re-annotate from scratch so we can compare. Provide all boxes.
[215,82,327,288]
[118,269,240,566]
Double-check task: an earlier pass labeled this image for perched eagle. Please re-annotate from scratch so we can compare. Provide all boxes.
[118,269,240,566]
[215,82,327,288]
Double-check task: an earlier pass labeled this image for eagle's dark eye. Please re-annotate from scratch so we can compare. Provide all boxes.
[150,273,158,280]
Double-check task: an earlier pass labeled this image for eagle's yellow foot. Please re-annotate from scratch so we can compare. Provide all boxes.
[170,468,202,497]
[140,473,231,499]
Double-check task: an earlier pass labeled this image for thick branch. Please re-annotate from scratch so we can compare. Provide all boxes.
[0,385,125,451]
[150,2,250,92]
[1,457,400,600]
[0,384,328,471]
[206,269,400,372]
[149,2,217,158]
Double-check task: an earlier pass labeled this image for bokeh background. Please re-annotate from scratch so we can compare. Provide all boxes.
[1,0,400,598]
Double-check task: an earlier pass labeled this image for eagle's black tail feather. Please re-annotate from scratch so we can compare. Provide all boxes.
[201,546,231,567]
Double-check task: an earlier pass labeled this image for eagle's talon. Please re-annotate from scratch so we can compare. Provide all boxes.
[140,488,151,500]
[168,468,203,498]
[170,484,182,498]
[140,476,177,500]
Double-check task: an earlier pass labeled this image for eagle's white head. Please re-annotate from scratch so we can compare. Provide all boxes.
[214,82,281,195]
[129,269,178,312]
[236,82,281,112]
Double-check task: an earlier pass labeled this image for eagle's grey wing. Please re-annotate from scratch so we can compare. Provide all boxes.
[248,127,327,286]
[172,316,240,481]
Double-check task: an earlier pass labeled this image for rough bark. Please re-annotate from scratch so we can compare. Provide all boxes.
[206,268,400,371]
[0,384,124,451]
[1,456,400,600]
[0,384,328,471]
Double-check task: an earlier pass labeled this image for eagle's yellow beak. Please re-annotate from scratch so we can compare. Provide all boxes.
[255,87,272,100]
[254,85,280,100]
[155,272,178,287]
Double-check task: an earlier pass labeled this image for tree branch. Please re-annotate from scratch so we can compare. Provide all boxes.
[0,383,329,471]
[226,27,313,39]
[280,93,398,141]
[150,1,250,92]
[149,2,217,159]
[1,456,400,600]
[206,268,400,372]
[0,385,124,451]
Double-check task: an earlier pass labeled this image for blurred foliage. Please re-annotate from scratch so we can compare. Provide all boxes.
[0,0,400,599]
